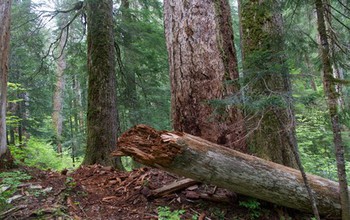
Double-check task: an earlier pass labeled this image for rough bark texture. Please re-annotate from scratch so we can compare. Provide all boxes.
[164,0,245,151]
[240,0,297,167]
[83,0,122,168]
[113,125,344,218]
[315,0,350,218]
[52,25,67,154]
[0,0,12,167]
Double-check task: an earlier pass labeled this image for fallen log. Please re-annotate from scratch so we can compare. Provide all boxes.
[112,124,343,218]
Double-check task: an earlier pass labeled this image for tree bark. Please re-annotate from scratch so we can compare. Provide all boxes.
[113,124,344,218]
[0,0,13,168]
[239,0,297,168]
[315,0,350,219]
[83,0,123,169]
[164,0,245,151]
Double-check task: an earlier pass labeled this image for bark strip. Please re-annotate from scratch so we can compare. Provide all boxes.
[113,124,343,218]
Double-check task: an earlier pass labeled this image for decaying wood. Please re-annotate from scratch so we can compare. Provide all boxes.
[151,178,198,197]
[113,125,345,218]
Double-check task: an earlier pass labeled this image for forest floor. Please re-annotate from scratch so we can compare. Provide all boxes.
[1,164,318,220]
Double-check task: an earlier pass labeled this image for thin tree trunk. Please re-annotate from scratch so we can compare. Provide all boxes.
[121,0,139,127]
[315,0,350,219]
[52,24,67,154]
[7,101,16,145]
[304,54,317,91]
[72,75,84,133]
[324,1,345,109]
[9,129,15,145]
[17,92,29,146]
[164,0,245,151]
[69,108,76,167]
[113,125,344,218]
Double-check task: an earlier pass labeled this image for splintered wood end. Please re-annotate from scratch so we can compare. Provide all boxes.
[161,133,180,143]
[113,124,184,167]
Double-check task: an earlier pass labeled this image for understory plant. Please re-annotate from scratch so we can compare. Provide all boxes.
[157,206,185,220]
[0,171,31,212]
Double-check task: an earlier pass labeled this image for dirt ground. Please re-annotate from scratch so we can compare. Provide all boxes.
[1,165,317,219]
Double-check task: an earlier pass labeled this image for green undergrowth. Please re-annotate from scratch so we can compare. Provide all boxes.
[239,198,261,219]
[0,170,32,212]
[157,206,186,220]
[10,138,82,171]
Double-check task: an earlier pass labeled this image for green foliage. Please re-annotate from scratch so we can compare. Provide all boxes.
[65,176,77,192]
[115,1,171,132]
[191,214,199,220]
[0,171,31,187]
[121,156,133,171]
[6,0,350,185]
[10,138,81,171]
[212,207,226,220]
[0,171,31,212]
[10,0,53,137]
[294,85,346,181]
[157,206,185,220]
[239,198,261,219]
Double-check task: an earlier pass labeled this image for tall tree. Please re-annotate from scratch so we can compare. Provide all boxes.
[52,18,67,154]
[83,0,122,168]
[163,0,245,151]
[315,0,350,218]
[120,0,139,127]
[9,0,51,143]
[115,0,169,132]
[239,0,297,167]
[0,0,13,168]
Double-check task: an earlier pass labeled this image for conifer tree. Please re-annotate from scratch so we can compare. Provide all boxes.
[239,0,297,167]
[164,0,245,151]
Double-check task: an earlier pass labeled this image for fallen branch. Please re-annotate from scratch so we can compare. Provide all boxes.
[151,178,198,197]
[113,125,345,218]
[0,205,27,219]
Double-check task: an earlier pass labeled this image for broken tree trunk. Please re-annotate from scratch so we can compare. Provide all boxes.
[112,125,343,218]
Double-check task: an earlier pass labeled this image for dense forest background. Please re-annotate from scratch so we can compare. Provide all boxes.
[2,0,350,182]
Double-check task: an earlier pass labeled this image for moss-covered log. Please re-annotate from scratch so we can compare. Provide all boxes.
[113,124,343,218]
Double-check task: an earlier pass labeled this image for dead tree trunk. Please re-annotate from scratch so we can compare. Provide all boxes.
[113,124,344,218]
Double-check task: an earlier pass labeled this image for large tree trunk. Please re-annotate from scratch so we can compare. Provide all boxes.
[164,0,245,151]
[83,0,123,169]
[239,0,297,168]
[0,0,13,168]
[113,125,344,218]
[315,0,350,218]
